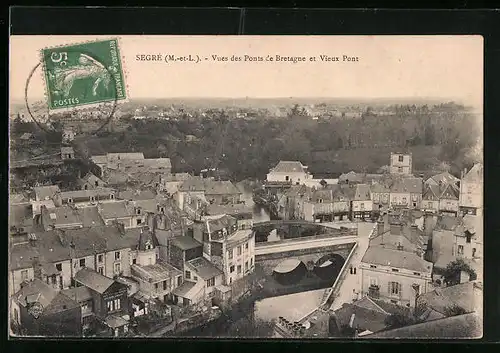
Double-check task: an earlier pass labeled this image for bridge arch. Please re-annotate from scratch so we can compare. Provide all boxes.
[313,253,346,281]
[272,258,307,285]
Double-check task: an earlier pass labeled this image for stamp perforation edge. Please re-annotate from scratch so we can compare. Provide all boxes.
[38,37,130,114]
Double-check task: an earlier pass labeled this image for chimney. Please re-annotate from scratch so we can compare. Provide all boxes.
[32,256,42,280]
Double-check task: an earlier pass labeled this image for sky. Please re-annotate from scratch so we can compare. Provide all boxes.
[10,35,483,108]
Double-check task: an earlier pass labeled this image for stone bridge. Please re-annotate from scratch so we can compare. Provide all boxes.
[253,219,356,241]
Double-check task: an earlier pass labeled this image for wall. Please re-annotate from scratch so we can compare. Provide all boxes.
[439,199,459,213]
[10,268,35,296]
[390,154,412,175]
[168,245,185,272]
[422,200,439,212]
[266,171,309,184]
[352,200,373,212]
[390,192,411,207]
[104,248,132,278]
[360,262,432,307]
[31,200,56,217]
[224,235,255,285]
[460,181,483,209]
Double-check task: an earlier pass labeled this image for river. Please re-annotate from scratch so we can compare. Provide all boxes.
[237,180,279,241]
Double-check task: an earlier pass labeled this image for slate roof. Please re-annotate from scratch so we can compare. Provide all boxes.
[462,163,483,183]
[204,180,241,195]
[62,286,93,303]
[179,177,207,192]
[390,177,423,194]
[338,171,364,184]
[353,184,371,201]
[34,185,61,201]
[107,152,145,161]
[76,206,106,227]
[43,205,82,227]
[205,214,238,237]
[439,183,459,200]
[186,257,223,280]
[362,313,482,339]
[131,262,182,282]
[435,215,462,231]
[333,301,389,333]
[98,201,136,219]
[9,204,33,229]
[170,236,202,251]
[206,203,253,218]
[74,268,114,294]
[171,280,197,299]
[117,189,156,201]
[59,188,115,200]
[426,172,460,186]
[417,282,482,315]
[361,245,433,273]
[78,172,105,187]
[13,279,80,315]
[423,184,440,201]
[269,161,308,174]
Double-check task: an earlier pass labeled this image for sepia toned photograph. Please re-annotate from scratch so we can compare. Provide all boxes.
[9,35,483,339]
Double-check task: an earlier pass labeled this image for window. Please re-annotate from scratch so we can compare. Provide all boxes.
[237,265,242,274]
[81,302,89,311]
[163,280,167,290]
[110,194,114,200]
[466,234,471,244]
[245,242,249,250]
[115,251,120,260]
[250,258,253,266]
[114,262,121,274]
[457,245,464,255]
[370,265,377,269]
[79,258,86,267]
[318,198,323,204]
[389,281,401,296]
[84,185,88,190]
[237,246,242,256]
[132,258,137,265]
[230,265,235,273]
[285,176,289,181]
[68,198,73,204]
[154,283,159,291]
[137,219,142,225]
[360,203,365,210]
[98,267,104,275]
[90,196,96,202]
[136,208,141,215]
[398,167,403,173]
[228,249,233,260]
[472,248,477,257]
[413,272,421,276]
[398,155,404,162]
[95,181,99,187]
[206,277,215,287]
[245,261,249,272]
[185,270,191,280]
[21,270,29,281]
[98,254,104,263]
[114,298,121,310]
[413,284,421,295]
[193,276,198,281]
[56,263,62,271]
[391,268,399,272]
[402,197,407,204]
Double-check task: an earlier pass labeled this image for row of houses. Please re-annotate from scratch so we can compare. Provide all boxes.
[10,151,259,337]
[273,162,482,223]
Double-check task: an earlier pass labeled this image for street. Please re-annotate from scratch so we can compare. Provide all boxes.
[329,221,375,311]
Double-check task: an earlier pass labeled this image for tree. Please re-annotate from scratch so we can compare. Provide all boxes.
[227,318,275,338]
[442,259,477,286]
[444,304,468,317]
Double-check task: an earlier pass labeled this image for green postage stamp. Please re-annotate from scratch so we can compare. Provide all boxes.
[41,38,127,110]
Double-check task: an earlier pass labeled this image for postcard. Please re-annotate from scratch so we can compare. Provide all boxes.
[9,35,483,339]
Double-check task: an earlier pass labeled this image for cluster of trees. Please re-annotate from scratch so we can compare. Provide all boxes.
[11,103,481,182]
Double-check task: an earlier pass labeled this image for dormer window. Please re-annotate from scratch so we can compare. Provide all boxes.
[90,196,96,202]
[67,198,73,203]
[136,208,141,215]
[110,194,114,200]
[145,241,152,250]
[318,199,323,203]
